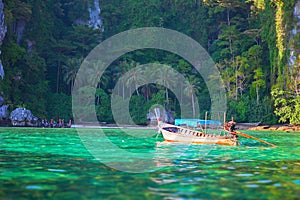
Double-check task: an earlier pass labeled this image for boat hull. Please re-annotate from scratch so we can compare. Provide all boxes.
[159,123,238,146]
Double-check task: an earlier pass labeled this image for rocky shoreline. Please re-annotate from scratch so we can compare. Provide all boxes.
[1,117,300,132]
[74,123,300,132]
[236,123,300,132]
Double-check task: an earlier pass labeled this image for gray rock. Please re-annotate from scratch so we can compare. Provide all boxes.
[9,108,38,126]
[147,104,175,125]
[0,104,8,120]
[0,95,3,106]
[0,96,8,121]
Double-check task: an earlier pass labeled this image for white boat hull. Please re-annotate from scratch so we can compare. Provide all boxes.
[158,123,238,146]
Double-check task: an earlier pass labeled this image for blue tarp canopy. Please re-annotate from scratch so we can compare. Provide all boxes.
[175,119,222,127]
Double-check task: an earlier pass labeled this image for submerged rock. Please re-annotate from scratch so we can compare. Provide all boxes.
[9,108,38,126]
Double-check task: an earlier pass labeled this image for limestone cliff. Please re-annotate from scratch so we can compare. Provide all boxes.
[0,0,6,79]
[289,0,300,66]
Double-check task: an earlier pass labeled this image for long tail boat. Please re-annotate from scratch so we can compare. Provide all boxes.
[154,108,277,147]
[157,118,239,146]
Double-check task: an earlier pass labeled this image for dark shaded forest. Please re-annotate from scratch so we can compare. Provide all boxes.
[0,0,300,124]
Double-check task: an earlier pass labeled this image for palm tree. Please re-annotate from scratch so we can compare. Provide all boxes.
[113,60,133,99]
[62,57,82,94]
[141,65,158,101]
[154,67,175,103]
[184,76,201,118]
[87,60,111,89]
[125,61,145,96]
[126,68,146,96]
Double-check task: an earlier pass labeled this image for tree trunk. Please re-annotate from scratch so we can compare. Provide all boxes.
[122,83,125,99]
[192,93,195,118]
[70,79,73,95]
[166,87,169,102]
[235,63,238,101]
[56,61,60,93]
[295,79,299,96]
[256,84,259,105]
[146,85,150,101]
[135,83,139,96]
[227,8,231,26]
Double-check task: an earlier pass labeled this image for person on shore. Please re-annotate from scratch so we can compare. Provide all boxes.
[42,119,49,128]
[56,119,62,128]
[50,119,54,128]
[67,119,72,128]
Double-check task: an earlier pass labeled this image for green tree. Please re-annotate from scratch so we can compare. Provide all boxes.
[184,76,201,118]
[289,57,300,96]
[47,93,72,120]
[129,95,148,125]
[125,61,143,96]
[67,25,102,57]
[62,57,82,94]
[95,88,112,122]
[252,67,266,104]
[271,87,300,125]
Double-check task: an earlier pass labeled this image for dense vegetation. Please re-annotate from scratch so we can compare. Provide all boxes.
[0,0,299,124]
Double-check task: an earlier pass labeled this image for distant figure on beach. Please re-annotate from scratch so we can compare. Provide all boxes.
[50,119,54,128]
[41,119,49,128]
[57,119,62,128]
[40,118,71,128]
[67,119,72,128]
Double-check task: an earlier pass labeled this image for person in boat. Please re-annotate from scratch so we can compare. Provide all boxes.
[229,120,236,132]
[170,127,178,133]
[164,127,178,133]
[224,120,236,133]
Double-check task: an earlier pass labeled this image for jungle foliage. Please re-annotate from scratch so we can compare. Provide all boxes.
[0,0,299,124]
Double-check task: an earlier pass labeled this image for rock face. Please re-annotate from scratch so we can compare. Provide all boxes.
[147,105,175,126]
[0,95,3,106]
[88,0,103,31]
[74,0,104,31]
[248,124,300,132]
[289,0,300,66]
[0,96,10,126]
[0,104,8,120]
[162,104,175,124]
[0,96,8,119]
[9,108,38,126]
[0,0,7,79]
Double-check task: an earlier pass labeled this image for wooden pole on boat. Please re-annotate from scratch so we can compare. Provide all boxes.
[223,112,226,136]
[233,130,277,147]
[205,111,208,133]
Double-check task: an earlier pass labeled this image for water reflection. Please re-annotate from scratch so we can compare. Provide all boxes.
[1,128,300,199]
[149,136,300,199]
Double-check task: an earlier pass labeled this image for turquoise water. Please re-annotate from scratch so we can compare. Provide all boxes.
[1,128,300,199]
